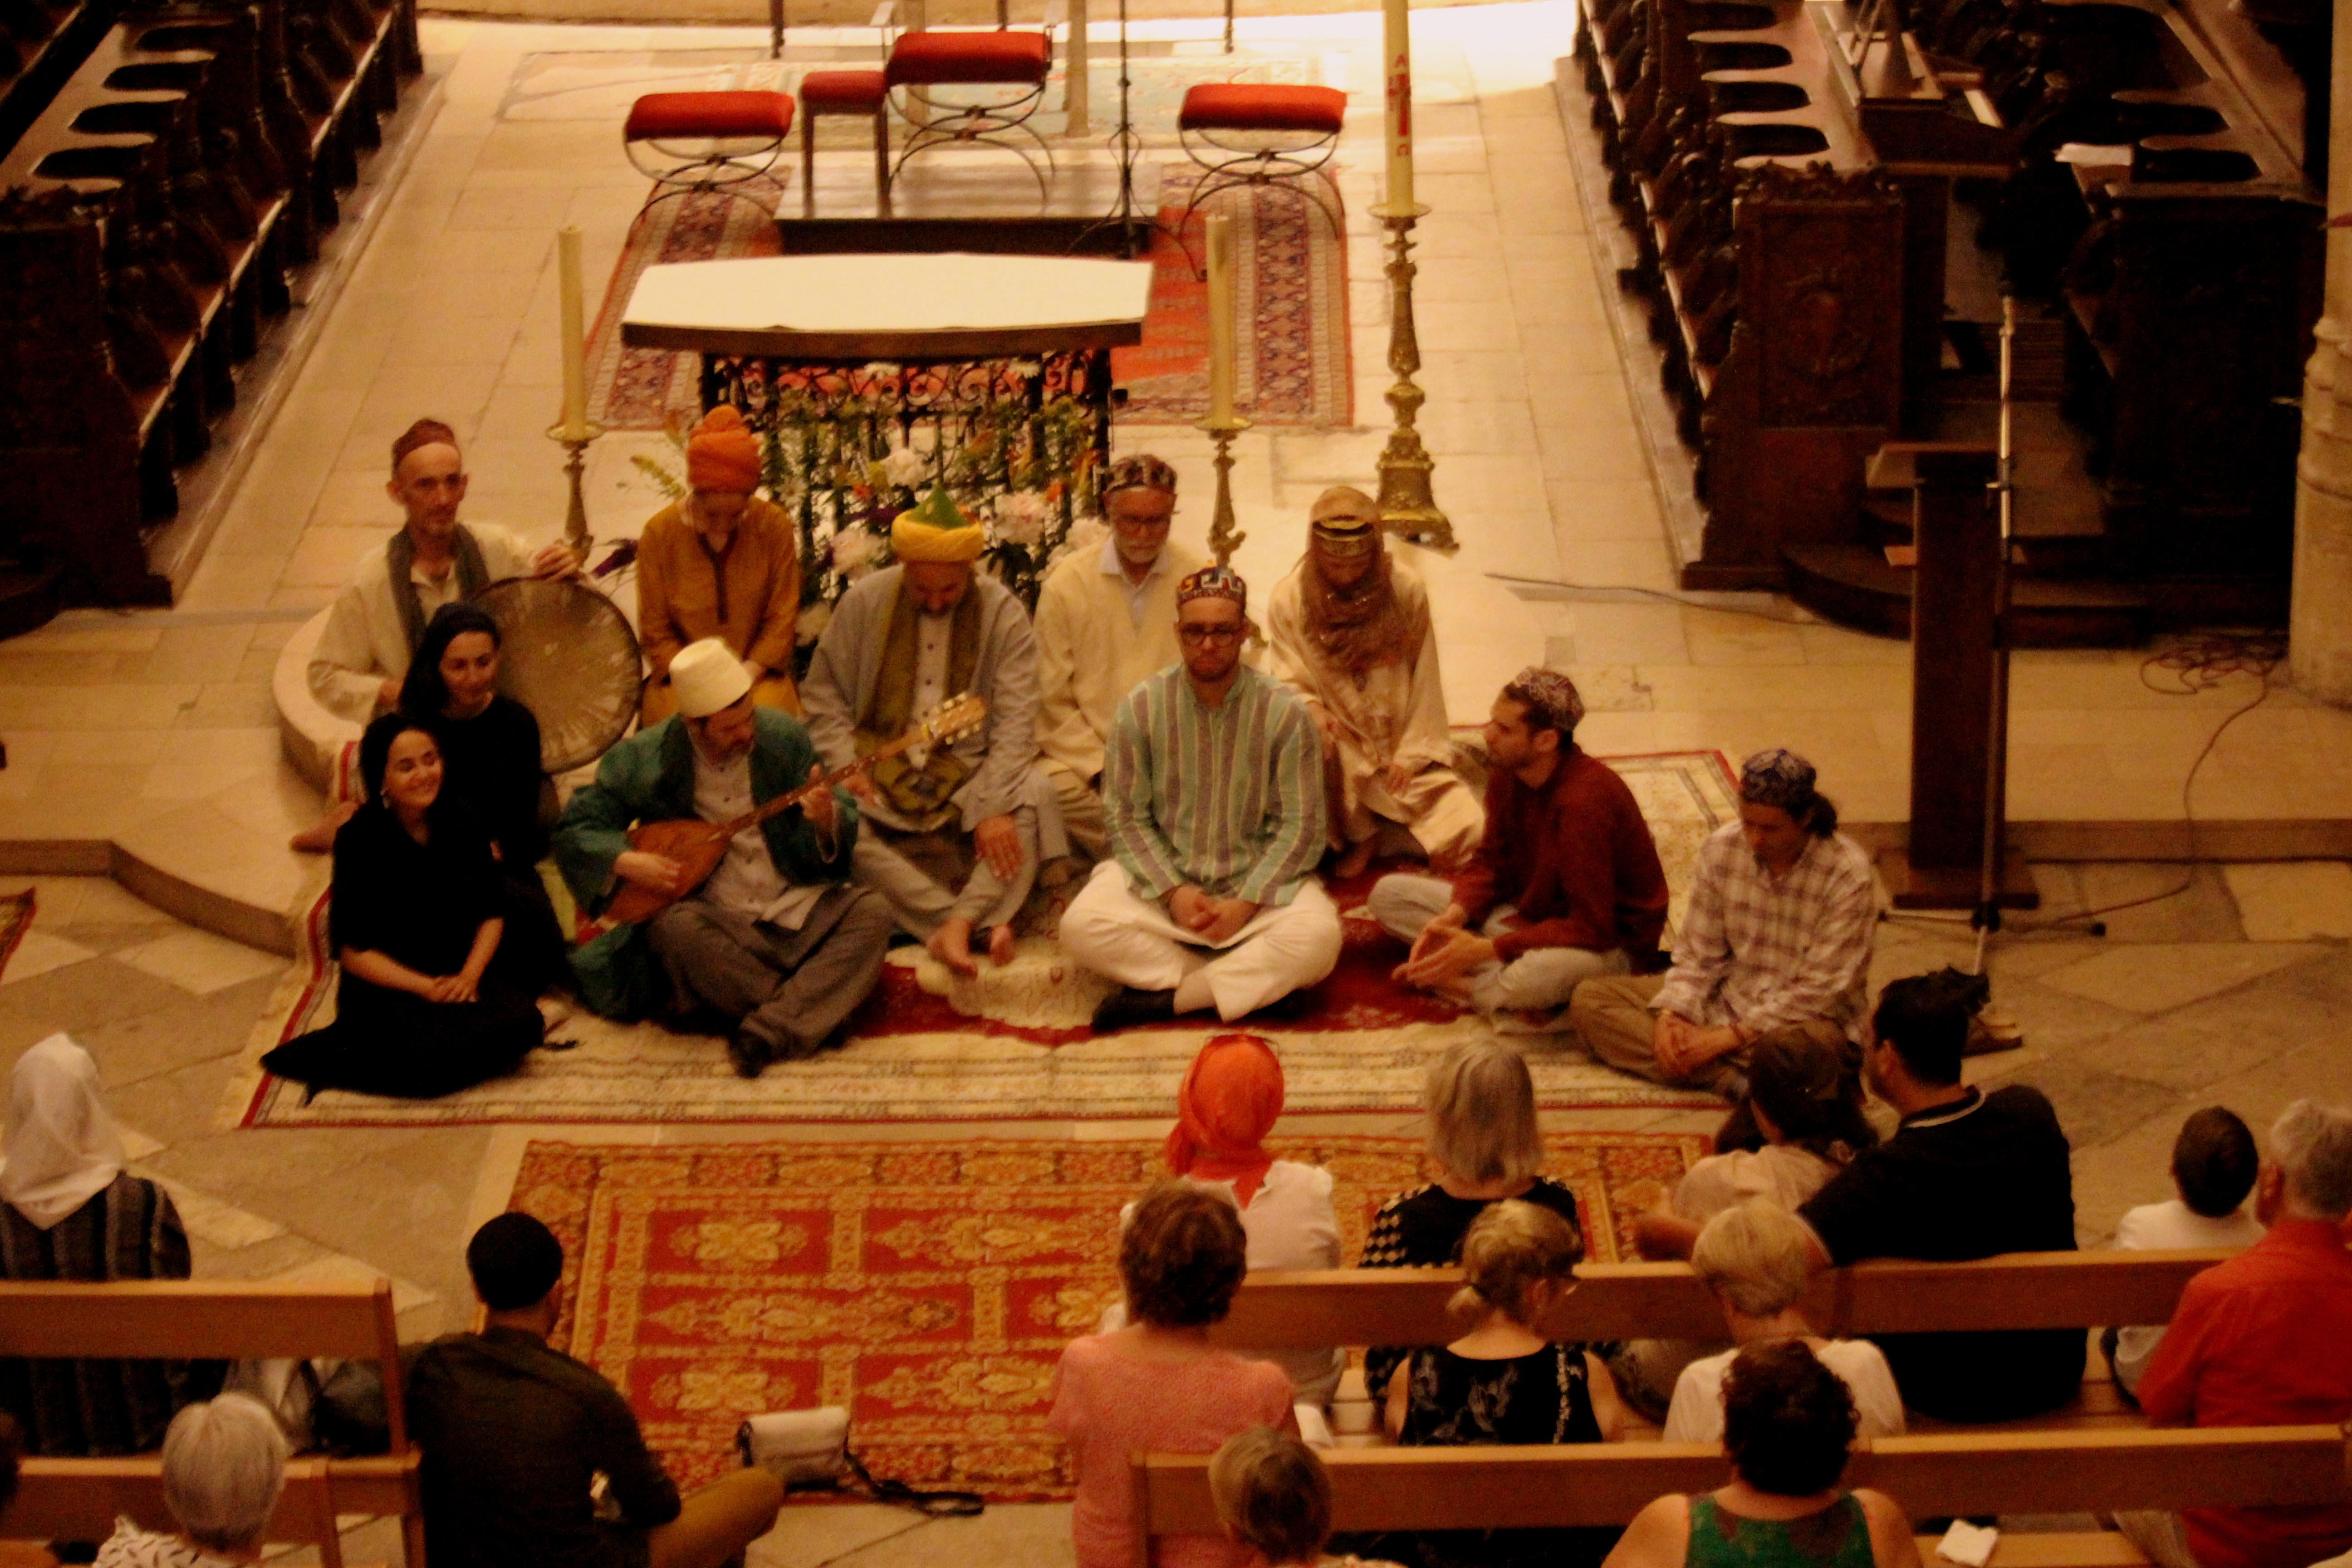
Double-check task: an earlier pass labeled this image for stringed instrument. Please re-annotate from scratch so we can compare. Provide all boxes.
[602,692,989,927]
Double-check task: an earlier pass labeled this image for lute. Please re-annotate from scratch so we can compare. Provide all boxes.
[600,692,989,927]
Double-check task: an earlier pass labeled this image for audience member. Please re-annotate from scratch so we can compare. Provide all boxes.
[1048,1183,1295,1568]
[2105,1107,2264,1398]
[1208,1428,1403,1568]
[93,1393,288,1568]
[803,487,1058,976]
[263,715,544,1099]
[635,405,802,725]
[1034,455,1204,862]
[1385,1200,1624,1568]
[1660,1201,1903,1445]
[1372,669,1667,1030]
[408,1214,783,1568]
[1265,486,1481,878]
[1360,1040,1586,1401]
[554,639,893,1075]
[399,603,565,997]
[1569,750,1873,1111]
[1795,971,2083,1422]
[0,1036,190,1456]
[1061,565,1342,1029]
[2116,1099,2352,1568]
[1600,1342,1921,1568]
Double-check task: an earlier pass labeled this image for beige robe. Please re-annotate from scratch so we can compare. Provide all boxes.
[1265,556,1483,868]
[307,521,533,727]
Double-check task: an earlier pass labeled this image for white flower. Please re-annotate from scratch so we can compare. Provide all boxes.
[880,443,926,490]
[796,601,833,644]
[832,529,881,572]
[993,490,1051,548]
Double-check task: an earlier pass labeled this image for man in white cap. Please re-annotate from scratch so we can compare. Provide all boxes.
[554,638,896,1076]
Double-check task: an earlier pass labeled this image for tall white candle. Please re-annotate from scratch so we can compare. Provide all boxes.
[558,225,588,435]
[1383,0,1413,211]
[1206,210,1236,424]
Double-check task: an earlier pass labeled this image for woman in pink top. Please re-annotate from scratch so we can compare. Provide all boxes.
[1049,1182,1297,1568]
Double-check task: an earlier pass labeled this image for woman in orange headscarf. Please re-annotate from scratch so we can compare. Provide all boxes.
[635,405,803,724]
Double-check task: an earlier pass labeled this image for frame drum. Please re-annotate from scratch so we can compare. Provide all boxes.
[471,576,643,774]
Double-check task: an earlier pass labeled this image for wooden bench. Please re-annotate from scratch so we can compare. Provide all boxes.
[0,1279,423,1568]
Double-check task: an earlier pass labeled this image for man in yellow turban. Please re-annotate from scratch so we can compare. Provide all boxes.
[802,489,1066,977]
[634,404,802,725]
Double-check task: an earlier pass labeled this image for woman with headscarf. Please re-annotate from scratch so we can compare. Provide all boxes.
[635,404,802,725]
[1103,1035,1343,1405]
[0,1034,191,1456]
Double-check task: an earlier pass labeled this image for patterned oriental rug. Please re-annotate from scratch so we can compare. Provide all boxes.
[228,751,1737,1129]
[515,1130,1709,1500]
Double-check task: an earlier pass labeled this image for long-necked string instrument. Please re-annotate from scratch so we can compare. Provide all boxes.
[600,692,989,927]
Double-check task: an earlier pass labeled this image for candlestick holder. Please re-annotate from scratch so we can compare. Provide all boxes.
[1371,201,1455,553]
[547,419,606,561]
[1199,414,1251,565]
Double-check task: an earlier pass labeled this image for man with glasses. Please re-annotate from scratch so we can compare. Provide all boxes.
[1032,454,1205,861]
[1059,565,1343,1030]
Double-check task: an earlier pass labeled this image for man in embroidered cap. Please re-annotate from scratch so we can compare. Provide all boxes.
[634,404,803,725]
[1265,485,1482,878]
[1569,748,1875,1126]
[1369,668,1670,1029]
[801,488,1062,977]
[554,637,894,1076]
[1033,454,1205,862]
[1059,565,1342,1029]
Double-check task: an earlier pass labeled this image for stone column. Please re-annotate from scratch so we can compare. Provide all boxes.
[2288,0,2352,702]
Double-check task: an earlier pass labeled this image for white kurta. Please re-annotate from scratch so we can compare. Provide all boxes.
[1033,534,1205,788]
[307,522,534,726]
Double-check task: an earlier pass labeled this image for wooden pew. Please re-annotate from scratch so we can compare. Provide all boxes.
[0,1279,423,1568]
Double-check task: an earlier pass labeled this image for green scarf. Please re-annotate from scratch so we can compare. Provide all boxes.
[386,524,491,655]
[855,581,982,829]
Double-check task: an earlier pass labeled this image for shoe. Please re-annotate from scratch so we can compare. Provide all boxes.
[1091,985,1177,1032]
[726,1029,771,1079]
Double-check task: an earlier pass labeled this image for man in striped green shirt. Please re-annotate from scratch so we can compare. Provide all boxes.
[1061,565,1344,1030]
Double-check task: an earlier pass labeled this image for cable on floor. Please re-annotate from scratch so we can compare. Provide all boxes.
[1484,572,1823,628]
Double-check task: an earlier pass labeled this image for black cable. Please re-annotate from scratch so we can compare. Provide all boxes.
[1485,572,1819,627]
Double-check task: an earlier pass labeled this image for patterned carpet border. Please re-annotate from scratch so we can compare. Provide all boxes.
[518,1131,1710,1499]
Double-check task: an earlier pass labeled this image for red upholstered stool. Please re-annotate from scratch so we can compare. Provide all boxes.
[884,28,1056,196]
[1176,82,1348,239]
[799,69,892,217]
[624,90,797,218]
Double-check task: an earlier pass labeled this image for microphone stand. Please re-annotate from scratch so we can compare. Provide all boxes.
[1068,0,1192,264]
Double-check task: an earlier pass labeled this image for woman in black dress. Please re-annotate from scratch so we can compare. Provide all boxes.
[262,714,544,1099]
[398,603,566,994]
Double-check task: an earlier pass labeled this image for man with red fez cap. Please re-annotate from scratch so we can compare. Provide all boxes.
[802,488,1064,979]
[1059,565,1342,1029]
[634,405,803,725]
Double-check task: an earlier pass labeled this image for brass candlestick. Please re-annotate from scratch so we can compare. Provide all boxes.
[547,419,606,561]
[1372,202,1455,552]
[1201,414,1251,564]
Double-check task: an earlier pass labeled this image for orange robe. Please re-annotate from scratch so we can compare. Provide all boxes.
[635,495,802,723]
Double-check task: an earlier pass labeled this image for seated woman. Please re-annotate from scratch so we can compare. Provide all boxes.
[1385,1200,1625,1568]
[1210,1428,1403,1568]
[94,1392,287,1568]
[262,714,544,1099]
[1049,1182,1296,1568]
[398,603,567,996]
[636,405,801,725]
[0,1037,191,1457]
[1360,1039,1583,1402]
[1662,1201,1903,1444]
[1102,1035,1344,1406]
[1602,1341,1921,1568]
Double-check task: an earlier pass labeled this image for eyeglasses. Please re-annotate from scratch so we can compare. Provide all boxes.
[1177,624,1242,646]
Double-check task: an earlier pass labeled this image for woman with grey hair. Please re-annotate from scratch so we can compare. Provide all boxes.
[1359,1040,1582,1400]
[95,1393,288,1567]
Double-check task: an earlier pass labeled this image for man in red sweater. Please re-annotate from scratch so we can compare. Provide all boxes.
[2119,1098,2352,1568]
[1368,667,1668,1028]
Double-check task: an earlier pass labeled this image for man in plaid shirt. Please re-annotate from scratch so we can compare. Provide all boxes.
[1569,750,1875,1126]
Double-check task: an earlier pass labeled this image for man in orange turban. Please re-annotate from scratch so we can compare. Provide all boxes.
[636,404,802,725]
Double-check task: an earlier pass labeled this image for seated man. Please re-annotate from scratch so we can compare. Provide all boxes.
[1371,667,1667,1027]
[1033,454,1204,862]
[1795,970,2086,1423]
[802,489,1058,976]
[2117,1100,2352,1568]
[1265,486,1482,877]
[554,639,894,1077]
[1060,565,1343,1029]
[1569,749,1873,1109]
[408,1213,784,1568]
[2106,1106,2264,1399]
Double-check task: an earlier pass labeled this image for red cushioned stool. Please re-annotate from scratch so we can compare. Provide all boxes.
[884,26,1056,198]
[624,90,797,219]
[799,69,892,217]
[1176,82,1348,240]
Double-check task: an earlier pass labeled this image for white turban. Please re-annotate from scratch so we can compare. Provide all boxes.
[0,1034,124,1230]
[670,637,753,720]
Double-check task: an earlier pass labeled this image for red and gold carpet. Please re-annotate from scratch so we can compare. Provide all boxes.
[514,1130,1708,1499]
